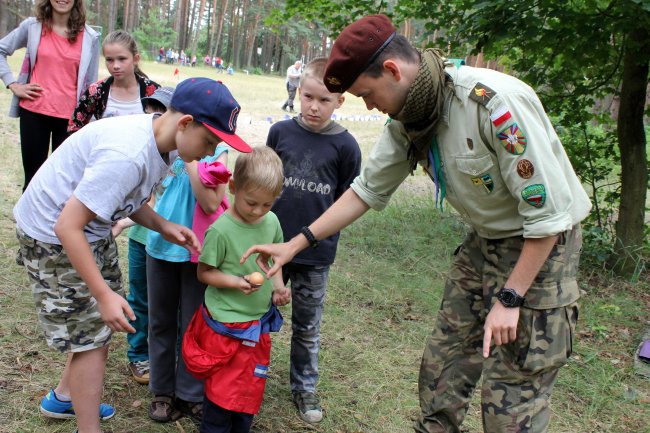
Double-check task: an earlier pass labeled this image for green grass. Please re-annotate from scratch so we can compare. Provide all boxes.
[0,55,648,433]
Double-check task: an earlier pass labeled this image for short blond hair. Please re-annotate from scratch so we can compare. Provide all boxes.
[300,57,329,87]
[233,147,284,196]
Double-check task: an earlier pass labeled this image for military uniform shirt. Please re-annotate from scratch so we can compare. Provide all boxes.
[351,65,592,239]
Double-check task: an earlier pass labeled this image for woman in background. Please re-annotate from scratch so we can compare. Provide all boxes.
[0,0,99,190]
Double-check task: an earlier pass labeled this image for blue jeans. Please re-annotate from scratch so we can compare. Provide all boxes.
[283,263,329,393]
[127,239,149,362]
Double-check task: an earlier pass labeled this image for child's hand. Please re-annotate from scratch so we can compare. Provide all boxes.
[272,287,291,306]
[96,291,136,333]
[161,221,202,255]
[238,275,261,295]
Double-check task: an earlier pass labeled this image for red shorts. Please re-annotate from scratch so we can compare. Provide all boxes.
[182,307,271,414]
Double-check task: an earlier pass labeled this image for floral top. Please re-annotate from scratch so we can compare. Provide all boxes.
[68,73,159,132]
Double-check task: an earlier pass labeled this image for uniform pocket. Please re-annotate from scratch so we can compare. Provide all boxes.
[455,153,494,176]
[455,153,503,197]
[513,303,578,375]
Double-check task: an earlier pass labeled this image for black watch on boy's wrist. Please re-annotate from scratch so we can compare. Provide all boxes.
[300,226,319,249]
[496,288,525,308]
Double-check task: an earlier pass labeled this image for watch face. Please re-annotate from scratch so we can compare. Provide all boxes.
[500,291,516,306]
[498,288,523,307]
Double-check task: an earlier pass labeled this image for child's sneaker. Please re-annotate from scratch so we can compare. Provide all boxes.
[128,360,150,384]
[292,391,323,423]
[39,389,115,420]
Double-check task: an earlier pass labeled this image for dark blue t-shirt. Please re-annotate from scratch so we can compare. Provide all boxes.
[268,118,361,265]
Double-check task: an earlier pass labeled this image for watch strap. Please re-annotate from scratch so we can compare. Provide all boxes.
[300,226,319,248]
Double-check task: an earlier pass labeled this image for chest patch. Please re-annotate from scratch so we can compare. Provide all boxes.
[471,173,494,193]
[521,184,546,207]
[497,123,527,155]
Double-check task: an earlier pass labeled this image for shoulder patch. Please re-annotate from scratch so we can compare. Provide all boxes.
[490,105,512,127]
[497,123,527,155]
[516,159,535,179]
[469,82,496,106]
[521,184,546,208]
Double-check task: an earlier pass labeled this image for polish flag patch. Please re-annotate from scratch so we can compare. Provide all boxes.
[490,106,512,127]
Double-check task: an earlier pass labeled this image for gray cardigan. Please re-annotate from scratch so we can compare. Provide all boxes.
[0,17,100,118]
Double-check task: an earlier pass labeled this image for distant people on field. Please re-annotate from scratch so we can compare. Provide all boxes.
[227,64,234,75]
[281,60,302,113]
[0,0,100,190]
[159,46,164,62]
[68,30,159,132]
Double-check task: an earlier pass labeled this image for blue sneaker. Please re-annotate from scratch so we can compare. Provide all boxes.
[39,389,115,420]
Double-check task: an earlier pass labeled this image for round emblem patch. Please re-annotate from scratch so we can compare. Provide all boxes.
[516,159,534,179]
[521,184,546,208]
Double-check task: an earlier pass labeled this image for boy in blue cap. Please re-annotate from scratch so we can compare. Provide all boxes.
[14,77,251,433]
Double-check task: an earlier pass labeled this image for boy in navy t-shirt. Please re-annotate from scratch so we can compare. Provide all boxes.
[266,57,361,423]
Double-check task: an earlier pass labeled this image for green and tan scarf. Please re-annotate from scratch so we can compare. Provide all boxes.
[392,49,454,168]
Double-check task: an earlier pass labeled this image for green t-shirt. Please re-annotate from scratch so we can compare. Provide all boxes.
[127,224,149,245]
[200,211,283,323]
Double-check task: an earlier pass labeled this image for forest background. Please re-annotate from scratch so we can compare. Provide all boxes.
[0,0,647,277]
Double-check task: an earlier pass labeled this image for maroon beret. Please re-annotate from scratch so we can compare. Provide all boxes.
[324,14,397,93]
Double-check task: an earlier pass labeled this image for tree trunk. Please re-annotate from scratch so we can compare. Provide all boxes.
[108,0,117,33]
[224,0,236,62]
[190,0,206,56]
[123,0,130,31]
[130,0,139,33]
[0,0,9,38]
[214,0,227,56]
[94,0,101,34]
[212,0,228,57]
[612,25,650,278]
[244,0,262,68]
[231,0,243,67]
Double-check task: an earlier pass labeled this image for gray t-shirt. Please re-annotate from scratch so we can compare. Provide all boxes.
[14,113,169,244]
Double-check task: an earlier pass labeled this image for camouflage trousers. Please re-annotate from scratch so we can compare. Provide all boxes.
[16,227,123,353]
[415,227,582,433]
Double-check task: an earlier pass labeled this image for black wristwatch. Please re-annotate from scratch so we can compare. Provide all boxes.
[300,226,319,249]
[496,288,525,308]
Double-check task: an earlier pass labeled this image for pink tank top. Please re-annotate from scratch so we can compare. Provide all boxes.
[20,28,84,119]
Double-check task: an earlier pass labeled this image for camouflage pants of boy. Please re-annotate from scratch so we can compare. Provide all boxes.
[16,227,123,353]
[415,227,581,433]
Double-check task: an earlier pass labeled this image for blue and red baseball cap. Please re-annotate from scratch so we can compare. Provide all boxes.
[171,77,252,153]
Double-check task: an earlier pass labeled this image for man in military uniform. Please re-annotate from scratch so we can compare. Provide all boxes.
[243,14,592,433]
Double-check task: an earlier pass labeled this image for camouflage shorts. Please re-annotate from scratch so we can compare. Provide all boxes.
[16,227,124,353]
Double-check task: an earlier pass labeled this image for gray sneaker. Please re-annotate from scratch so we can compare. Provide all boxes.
[292,391,322,423]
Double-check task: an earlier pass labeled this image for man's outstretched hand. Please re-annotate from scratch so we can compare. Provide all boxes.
[240,242,295,278]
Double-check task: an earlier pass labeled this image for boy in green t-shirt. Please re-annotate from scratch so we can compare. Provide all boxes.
[183,146,291,432]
